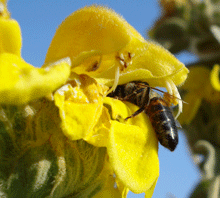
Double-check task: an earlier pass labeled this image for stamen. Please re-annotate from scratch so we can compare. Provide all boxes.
[106,65,120,95]
[129,53,135,58]
[119,53,125,60]
[165,80,173,95]
[172,83,182,119]
[166,79,182,119]
[119,60,125,66]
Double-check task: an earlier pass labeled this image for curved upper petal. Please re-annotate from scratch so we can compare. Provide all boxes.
[44,5,132,65]
[44,5,188,89]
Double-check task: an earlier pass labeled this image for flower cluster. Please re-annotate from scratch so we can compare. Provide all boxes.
[0,2,188,197]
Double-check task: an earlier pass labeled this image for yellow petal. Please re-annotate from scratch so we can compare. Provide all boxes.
[44,5,132,65]
[144,179,157,198]
[86,106,111,147]
[178,65,220,124]
[104,97,131,121]
[178,93,202,125]
[105,98,159,193]
[0,53,71,104]
[0,19,22,55]
[181,66,210,91]
[54,74,108,141]
[115,178,129,198]
[95,39,188,88]
[210,64,220,91]
[181,65,220,102]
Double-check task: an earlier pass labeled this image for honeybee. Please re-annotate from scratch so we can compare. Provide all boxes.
[107,81,179,151]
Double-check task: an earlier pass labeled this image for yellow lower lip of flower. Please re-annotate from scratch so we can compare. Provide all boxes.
[108,121,159,193]
[104,98,159,194]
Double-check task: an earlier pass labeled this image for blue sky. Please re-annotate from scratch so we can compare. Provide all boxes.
[8,1,201,197]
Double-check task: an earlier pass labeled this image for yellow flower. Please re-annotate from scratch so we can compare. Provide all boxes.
[179,65,220,125]
[46,5,188,197]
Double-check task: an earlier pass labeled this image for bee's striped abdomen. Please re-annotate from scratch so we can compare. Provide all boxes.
[146,97,178,151]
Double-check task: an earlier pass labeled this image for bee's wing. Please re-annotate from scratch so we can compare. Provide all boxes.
[149,90,161,99]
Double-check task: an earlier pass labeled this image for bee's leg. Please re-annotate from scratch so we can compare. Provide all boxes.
[125,106,145,121]
[123,92,138,100]
[140,86,150,106]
